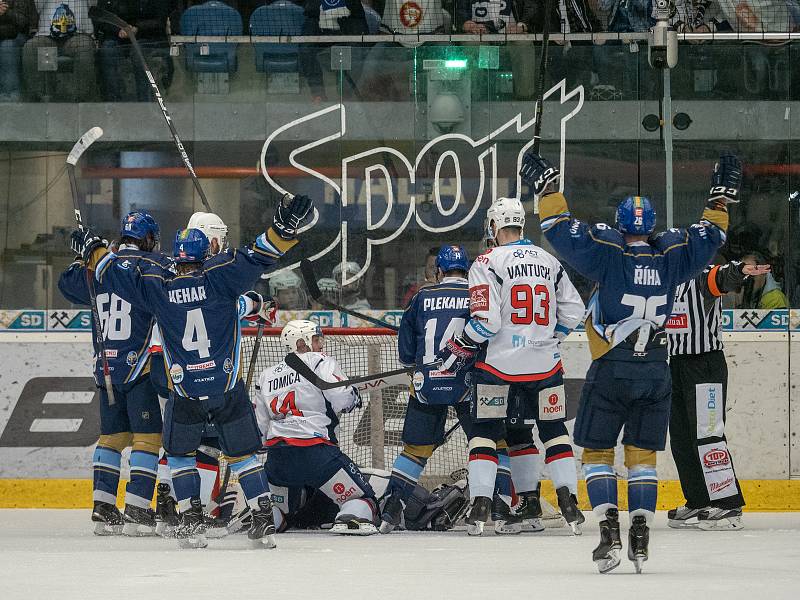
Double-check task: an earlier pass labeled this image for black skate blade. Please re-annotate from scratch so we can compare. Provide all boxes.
[568,520,583,536]
[379,520,396,534]
[466,520,485,536]
[122,522,157,537]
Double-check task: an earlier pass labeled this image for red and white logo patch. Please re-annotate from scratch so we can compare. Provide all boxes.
[702,448,730,468]
[333,482,346,495]
[470,284,490,312]
[666,314,688,329]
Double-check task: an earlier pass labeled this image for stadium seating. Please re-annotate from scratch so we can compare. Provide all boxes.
[250,2,304,74]
[179,1,243,74]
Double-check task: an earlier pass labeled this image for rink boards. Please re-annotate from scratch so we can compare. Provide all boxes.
[0,331,798,509]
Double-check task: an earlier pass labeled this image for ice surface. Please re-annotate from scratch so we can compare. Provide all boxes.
[1,510,798,600]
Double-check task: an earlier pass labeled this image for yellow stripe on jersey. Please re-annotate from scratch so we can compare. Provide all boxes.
[702,206,729,232]
[266,227,299,254]
[537,192,570,221]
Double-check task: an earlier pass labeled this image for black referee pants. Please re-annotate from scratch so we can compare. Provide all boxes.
[669,351,745,509]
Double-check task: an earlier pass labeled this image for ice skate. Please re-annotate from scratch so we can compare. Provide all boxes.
[697,507,743,531]
[667,505,705,529]
[465,496,491,536]
[332,515,379,536]
[155,483,178,537]
[555,486,585,535]
[122,504,157,536]
[203,513,230,539]
[514,491,545,532]
[492,495,522,535]
[225,506,252,535]
[379,494,405,534]
[592,508,622,574]
[175,498,208,549]
[628,515,650,573]
[91,501,123,536]
[248,496,277,547]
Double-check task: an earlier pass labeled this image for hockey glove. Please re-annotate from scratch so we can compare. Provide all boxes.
[273,194,313,240]
[519,152,560,198]
[708,151,742,205]
[242,291,278,326]
[70,228,107,263]
[435,333,479,374]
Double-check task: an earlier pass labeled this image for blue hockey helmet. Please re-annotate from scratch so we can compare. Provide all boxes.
[616,196,656,235]
[120,211,160,243]
[436,245,470,274]
[173,228,210,263]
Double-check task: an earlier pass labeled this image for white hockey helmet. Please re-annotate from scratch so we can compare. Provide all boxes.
[187,212,228,253]
[332,261,362,283]
[317,277,339,294]
[485,197,525,242]
[268,270,303,296]
[281,319,322,353]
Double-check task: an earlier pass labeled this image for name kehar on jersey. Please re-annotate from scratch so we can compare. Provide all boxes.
[168,286,207,304]
[422,296,469,312]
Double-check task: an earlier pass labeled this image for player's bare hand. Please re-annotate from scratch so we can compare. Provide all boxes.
[742,264,770,276]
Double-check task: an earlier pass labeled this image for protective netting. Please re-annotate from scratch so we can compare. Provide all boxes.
[240,328,469,488]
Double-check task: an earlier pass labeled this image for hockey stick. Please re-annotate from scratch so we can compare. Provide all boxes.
[284,352,413,392]
[88,7,211,212]
[211,322,267,509]
[67,127,116,406]
[532,0,554,153]
[300,259,400,331]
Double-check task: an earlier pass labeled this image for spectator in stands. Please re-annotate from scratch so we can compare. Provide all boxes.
[300,0,369,101]
[23,1,96,102]
[400,246,439,308]
[333,261,371,311]
[740,252,789,309]
[0,0,37,101]
[92,1,169,101]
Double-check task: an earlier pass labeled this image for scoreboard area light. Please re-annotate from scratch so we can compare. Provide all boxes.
[444,59,468,69]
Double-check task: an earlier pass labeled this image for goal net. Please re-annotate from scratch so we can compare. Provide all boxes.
[240,327,469,488]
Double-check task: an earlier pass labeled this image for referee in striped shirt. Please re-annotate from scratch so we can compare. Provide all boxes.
[666,259,770,530]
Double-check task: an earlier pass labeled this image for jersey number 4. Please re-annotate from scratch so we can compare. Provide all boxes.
[510,284,549,325]
[269,391,304,418]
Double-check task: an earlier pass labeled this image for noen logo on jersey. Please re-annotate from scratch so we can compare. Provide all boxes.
[633,265,662,286]
[332,482,358,504]
[702,448,730,468]
[168,286,207,304]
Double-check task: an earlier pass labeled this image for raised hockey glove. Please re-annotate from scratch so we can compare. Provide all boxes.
[242,291,278,325]
[273,194,313,240]
[709,151,742,205]
[519,151,560,198]
[435,333,479,374]
[70,228,107,263]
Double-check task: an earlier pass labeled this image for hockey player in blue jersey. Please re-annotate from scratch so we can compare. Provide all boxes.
[59,211,168,536]
[379,245,485,533]
[70,194,314,549]
[521,150,737,573]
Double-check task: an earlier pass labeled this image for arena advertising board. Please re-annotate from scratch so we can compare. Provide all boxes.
[1,308,797,332]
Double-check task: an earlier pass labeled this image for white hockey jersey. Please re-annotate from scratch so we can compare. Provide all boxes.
[464,239,585,380]
[255,352,361,446]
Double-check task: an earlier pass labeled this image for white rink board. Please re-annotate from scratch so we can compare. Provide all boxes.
[0,510,798,600]
[0,332,793,479]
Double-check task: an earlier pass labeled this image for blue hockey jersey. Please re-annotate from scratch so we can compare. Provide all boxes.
[92,230,295,398]
[58,245,172,386]
[398,276,471,405]
[539,192,728,361]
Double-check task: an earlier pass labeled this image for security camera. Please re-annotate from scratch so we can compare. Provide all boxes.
[429,92,465,134]
[649,0,678,69]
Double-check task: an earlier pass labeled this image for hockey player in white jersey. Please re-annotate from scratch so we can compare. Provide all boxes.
[255,320,379,535]
[437,197,586,534]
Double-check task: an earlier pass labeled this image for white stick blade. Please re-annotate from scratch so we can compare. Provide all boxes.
[67,127,104,165]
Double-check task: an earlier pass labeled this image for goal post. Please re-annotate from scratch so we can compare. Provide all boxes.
[240,326,468,488]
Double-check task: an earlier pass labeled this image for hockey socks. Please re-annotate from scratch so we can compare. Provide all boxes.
[468,438,498,499]
[543,435,578,495]
[93,445,122,505]
[126,449,159,509]
[168,455,201,511]
[494,449,513,506]
[627,466,658,523]
[584,464,618,518]
[229,455,270,509]
[388,451,427,500]
[509,443,542,494]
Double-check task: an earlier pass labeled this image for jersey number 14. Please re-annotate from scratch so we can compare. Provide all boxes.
[269,391,304,418]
